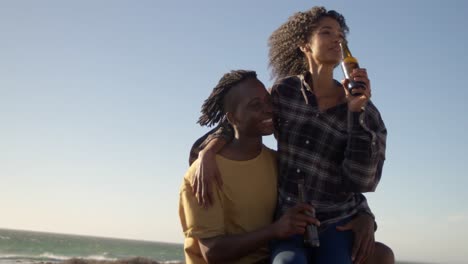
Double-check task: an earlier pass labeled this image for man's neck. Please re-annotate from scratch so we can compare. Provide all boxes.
[220,134,263,161]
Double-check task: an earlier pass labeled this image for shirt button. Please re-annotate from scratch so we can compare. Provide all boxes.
[297,169,301,173]
[316,113,320,117]
[286,197,291,201]
[305,140,309,144]
[360,120,364,124]
[372,141,376,145]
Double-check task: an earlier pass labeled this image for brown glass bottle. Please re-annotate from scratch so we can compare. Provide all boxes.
[297,179,320,247]
[340,41,366,96]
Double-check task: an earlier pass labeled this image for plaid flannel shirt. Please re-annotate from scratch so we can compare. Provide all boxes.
[270,73,386,226]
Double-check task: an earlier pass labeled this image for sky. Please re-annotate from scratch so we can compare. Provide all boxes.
[1,0,467,263]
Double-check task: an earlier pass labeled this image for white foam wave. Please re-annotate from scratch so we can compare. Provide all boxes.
[85,254,117,261]
[0,254,20,259]
[0,235,10,240]
[38,253,117,261]
[0,253,66,262]
[39,253,70,261]
[0,254,180,264]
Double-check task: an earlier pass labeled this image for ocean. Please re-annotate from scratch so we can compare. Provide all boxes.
[0,228,438,264]
[0,228,184,264]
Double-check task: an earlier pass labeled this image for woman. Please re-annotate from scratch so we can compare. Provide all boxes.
[190,7,392,264]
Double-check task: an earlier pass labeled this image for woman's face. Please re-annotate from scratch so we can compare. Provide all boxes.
[306,16,344,66]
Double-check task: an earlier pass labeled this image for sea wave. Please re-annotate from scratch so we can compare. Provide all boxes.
[0,236,10,240]
[0,253,64,262]
[39,253,72,261]
[0,255,182,264]
[60,257,183,264]
[39,253,117,262]
[85,255,117,262]
[0,253,117,263]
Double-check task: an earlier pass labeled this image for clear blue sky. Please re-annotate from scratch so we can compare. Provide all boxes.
[1,1,467,263]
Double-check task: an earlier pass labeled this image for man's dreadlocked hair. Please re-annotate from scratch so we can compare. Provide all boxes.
[268,6,349,81]
[198,70,257,127]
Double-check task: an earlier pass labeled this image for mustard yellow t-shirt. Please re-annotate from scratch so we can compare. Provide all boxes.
[179,146,278,264]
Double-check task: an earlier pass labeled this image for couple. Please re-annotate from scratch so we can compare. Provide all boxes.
[179,6,393,264]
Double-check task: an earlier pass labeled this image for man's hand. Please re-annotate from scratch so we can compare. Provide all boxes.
[191,150,223,207]
[336,213,375,264]
[272,203,320,239]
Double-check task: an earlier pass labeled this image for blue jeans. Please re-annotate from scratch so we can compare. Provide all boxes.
[271,217,353,264]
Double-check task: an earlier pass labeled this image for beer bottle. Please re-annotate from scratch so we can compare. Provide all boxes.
[340,40,366,96]
[297,179,320,247]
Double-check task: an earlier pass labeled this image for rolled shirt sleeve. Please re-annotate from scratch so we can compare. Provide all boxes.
[179,161,225,239]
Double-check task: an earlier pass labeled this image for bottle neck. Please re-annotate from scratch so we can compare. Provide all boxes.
[340,42,353,56]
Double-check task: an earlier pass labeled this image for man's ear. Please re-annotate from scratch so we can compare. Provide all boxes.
[226,112,237,127]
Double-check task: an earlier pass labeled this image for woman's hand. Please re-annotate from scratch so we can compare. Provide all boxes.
[336,213,375,264]
[191,150,223,207]
[342,68,372,112]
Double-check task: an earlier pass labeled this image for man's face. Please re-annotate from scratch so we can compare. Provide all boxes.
[229,78,274,137]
